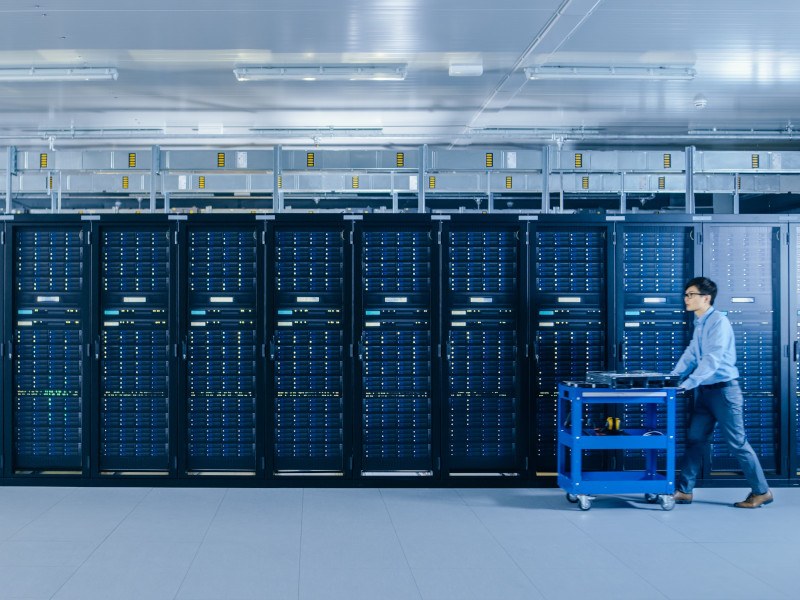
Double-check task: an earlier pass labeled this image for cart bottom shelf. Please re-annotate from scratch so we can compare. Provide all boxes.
[558,470,674,495]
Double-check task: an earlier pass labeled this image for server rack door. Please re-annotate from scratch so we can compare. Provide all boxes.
[11,225,87,473]
[532,225,608,475]
[442,221,523,474]
[184,226,259,472]
[791,224,800,479]
[704,223,781,477]
[98,226,171,473]
[0,221,5,474]
[617,224,695,471]
[354,222,435,476]
[272,225,346,474]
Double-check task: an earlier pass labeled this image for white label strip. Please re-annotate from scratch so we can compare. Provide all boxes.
[297,296,320,303]
[277,321,293,327]
[36,296,60,303]
[190,321,207,327]
[17,320,33,327]
[557,297,581,304]
[539,322,555,327]
[625,322,641,328]
[104,321,120,327]
[451,321,467,327]
[470,297,493,304]
[731,297,755,303]
[365,321,381,327]
[451,310,467,316]
[385,297,408,303]
[210,296,234,303]
[123,296,147,303]
[643,297,667,304]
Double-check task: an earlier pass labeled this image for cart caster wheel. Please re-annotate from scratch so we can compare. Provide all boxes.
[566,493,578,504]
[658,495,675,511]
[644,493,658,504]
[577,495,592,511]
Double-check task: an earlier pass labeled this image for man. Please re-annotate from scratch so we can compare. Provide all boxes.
[671,277,773,508]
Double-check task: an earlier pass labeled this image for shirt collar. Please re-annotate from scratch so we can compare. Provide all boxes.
[694,305,715,326]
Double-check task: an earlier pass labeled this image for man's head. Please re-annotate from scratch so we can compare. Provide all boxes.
[683,277,716,314]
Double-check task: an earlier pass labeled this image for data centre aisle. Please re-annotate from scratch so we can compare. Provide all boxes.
[0,486,797,600]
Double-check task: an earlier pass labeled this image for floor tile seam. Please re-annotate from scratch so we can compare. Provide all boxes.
[378,488,424,600]
[587,537,697,599]
[6,487,81,541]
[699,541,792,599]
[46,486,157,600]
[453,488,548,600]
[296,488,304,600]
[172,488,230,600]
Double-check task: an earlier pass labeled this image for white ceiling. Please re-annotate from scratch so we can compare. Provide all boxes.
[1,0,800,147]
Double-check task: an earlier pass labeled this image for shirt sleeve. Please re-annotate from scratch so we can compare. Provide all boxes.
[671,333,698,381]
[678,317,729,390]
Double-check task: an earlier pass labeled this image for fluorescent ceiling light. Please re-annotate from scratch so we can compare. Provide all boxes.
[233,64,407,82]
[524,65,695,81]
[0,67,118,82]
[449,64,483,77]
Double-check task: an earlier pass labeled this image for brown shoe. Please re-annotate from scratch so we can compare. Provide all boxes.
[673,490,693,504]
[734,490,774,509]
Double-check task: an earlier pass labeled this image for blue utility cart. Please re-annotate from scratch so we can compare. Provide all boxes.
[557,382,678,511]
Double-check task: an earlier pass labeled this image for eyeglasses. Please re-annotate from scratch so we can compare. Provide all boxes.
[683,292,708,299]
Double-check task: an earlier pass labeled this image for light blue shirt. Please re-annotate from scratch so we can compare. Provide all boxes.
[671,306,739,390]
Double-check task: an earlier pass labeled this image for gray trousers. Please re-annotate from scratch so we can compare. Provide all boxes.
[677,381,769,494]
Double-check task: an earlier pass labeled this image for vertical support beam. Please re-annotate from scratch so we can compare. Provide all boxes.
[56,171,62,213]
[685,145,695,214]
[390,170,398,213]
[418,144,427,213]
[620,171,627,213]
[541,145,550,213]
[733,173,740,214]
[49,171,56,213]
[487,171,493,212]
[150,145,160,212]
[5,146,14,214]
[273,145,283,213]
[164,191,171,214]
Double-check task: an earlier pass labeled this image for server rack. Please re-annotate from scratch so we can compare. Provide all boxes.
[531,218,610,475]
[97,222,172,473]
[354,217,436,476]
[441,217,524,474]
[791,222,800,479]
[183,220,260,473]
[704,222,782,477]
[271,218,348,474]
[7,221,90,474]
[616,220,696,471]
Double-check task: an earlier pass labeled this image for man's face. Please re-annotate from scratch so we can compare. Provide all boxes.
[683,285,711,313]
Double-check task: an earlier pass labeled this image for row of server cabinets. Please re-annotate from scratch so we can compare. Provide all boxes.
[0,213,797,486]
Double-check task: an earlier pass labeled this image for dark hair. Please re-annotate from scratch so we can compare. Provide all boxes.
[685,277,717,305]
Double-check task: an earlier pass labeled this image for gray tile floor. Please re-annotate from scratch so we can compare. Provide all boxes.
[0,485,796,600]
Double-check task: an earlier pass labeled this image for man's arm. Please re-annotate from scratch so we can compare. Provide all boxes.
[677,318,728,390]
[671,335,698,380]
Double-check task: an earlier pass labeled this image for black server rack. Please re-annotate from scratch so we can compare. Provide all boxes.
[185,226,259,472]
[271,223,346,474]
[10,226,87,472]
[532,222,608,474]
[355,219,435,475]
[792,223,800,479]
[705,223,781,476]
[99,226,171,472]
[617,223,695,470]
[442,219,523,474]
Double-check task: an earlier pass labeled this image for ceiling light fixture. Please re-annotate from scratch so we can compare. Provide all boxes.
[524,65,695,81]
[0,67,118,82]
[449,64,483,77]
[233,64,407,82]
